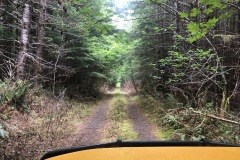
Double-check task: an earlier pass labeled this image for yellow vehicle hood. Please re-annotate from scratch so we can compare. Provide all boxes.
[46,147,240,160]
[41,139,240,160]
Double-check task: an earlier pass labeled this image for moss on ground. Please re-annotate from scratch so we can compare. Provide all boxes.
[103,90,137,142]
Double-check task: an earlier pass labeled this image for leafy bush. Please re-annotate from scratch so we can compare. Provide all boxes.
[0,80,30,110]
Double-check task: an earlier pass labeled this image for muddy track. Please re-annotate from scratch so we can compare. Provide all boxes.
[72,96,112,146]
[126,96,156,141]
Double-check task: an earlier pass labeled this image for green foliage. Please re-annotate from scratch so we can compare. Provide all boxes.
[87,32,133,86]
[0,80,30,109]
[41,0,122,96]
[179,12,189,19]
[177,0,238,42]
[144,0,151,3]
[48,0,134,92]
[190,8,201,17]
[199,0,226,9]
[159,49,219,85]
[186,18,218,42]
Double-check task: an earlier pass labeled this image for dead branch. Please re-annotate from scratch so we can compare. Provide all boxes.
[192,110,240,125]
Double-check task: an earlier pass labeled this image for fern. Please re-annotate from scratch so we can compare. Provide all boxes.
[0,80,30,109]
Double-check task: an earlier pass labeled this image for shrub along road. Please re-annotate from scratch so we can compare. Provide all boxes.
[73,89,157,146]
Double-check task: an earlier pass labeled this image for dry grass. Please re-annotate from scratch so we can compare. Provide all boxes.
[0,91,97,160]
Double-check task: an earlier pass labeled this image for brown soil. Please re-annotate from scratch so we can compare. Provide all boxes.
[126,96,156,140]
[71,95,112,146]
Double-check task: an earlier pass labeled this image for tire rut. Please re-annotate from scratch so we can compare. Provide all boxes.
[126,95,156,141]
[72,96,111,146]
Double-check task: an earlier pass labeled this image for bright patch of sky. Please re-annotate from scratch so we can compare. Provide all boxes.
[111,0,134,32]
[114,0,130,8]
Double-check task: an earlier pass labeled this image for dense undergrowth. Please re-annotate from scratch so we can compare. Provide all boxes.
[0,89,98,160]
[134,94,240,144]
[0,80,30,112]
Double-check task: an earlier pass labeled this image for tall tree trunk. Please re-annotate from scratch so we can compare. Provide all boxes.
[238,1,240,33]
[174,0,180,33]
[34,0,46,87]
[16,0,31,80]
[129,60,138,93]
[173,0,179,45]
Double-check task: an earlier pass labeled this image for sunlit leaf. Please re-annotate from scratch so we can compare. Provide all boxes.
[190,8,200,17]
[179,12,189,18]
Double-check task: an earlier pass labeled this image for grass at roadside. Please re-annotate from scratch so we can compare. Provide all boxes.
[0,92,99,160]
[103,92,137,142]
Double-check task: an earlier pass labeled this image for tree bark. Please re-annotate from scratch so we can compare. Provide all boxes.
[238,1,240,33]
[16,0,31,80]
[129,59,138,93]
[34,0,46,87]
[173,0,180,34]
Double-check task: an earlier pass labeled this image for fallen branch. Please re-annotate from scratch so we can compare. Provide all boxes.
[192,110,240,125]
[193,117,206,130]
[206,114,240,125]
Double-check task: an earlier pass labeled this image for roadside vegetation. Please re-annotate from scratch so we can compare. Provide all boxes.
[0,89,99,160]
[134,94,240,143]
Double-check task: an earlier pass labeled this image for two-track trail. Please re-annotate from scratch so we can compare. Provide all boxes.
[72,89,156,146]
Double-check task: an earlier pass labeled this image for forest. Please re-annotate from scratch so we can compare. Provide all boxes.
[0,0,240,159]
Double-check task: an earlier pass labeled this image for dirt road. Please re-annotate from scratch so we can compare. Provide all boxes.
[73,90,156,146]
[72,96,112,146]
